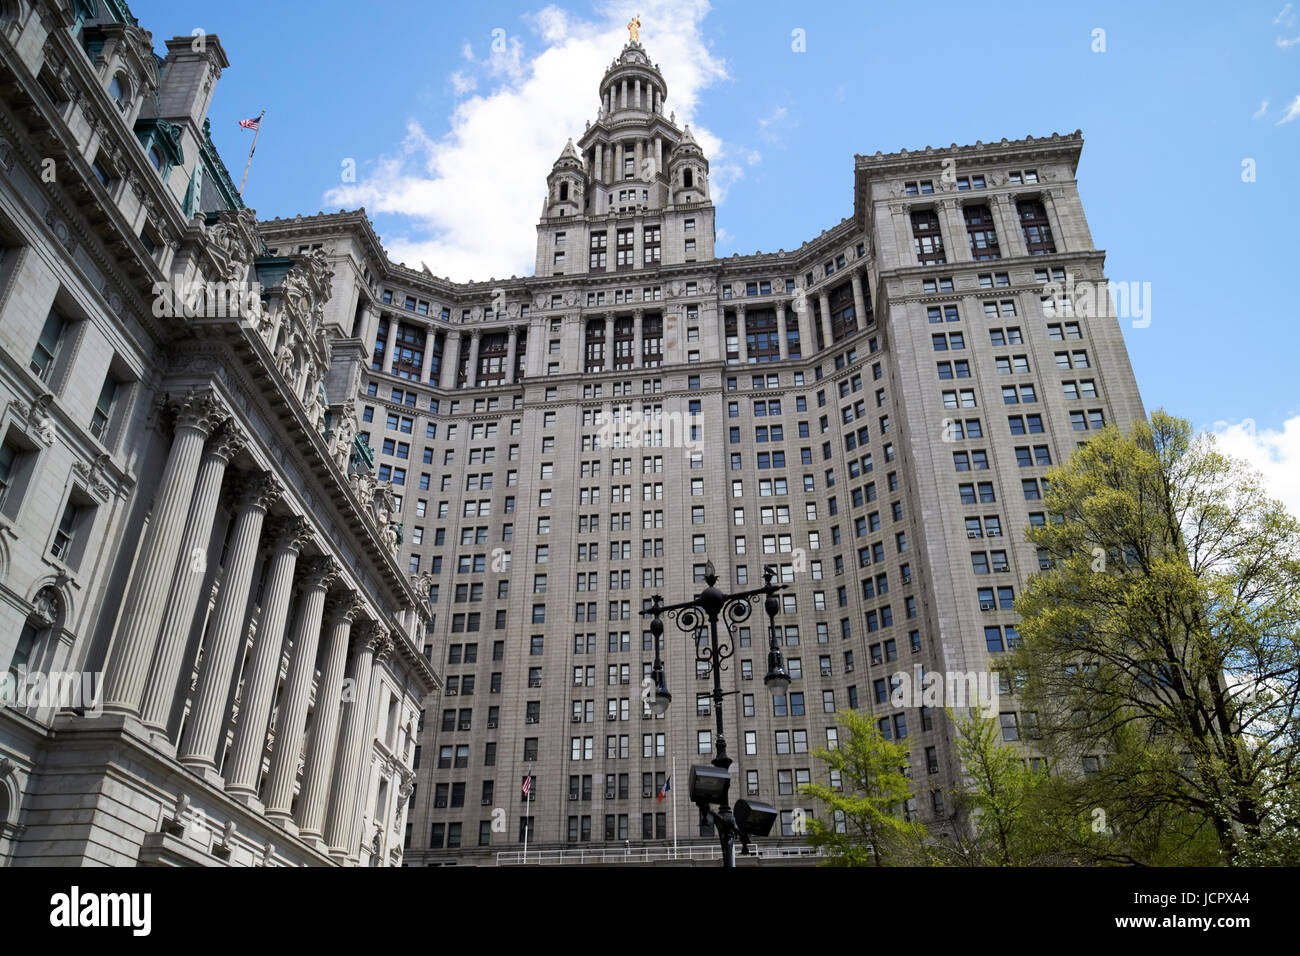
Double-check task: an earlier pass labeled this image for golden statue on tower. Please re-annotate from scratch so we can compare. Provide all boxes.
[628,14,641,43]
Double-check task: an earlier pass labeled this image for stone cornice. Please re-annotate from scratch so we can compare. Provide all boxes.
[855,130,1085,173]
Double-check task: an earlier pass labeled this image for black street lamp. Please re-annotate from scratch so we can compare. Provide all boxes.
[641,560,790,867]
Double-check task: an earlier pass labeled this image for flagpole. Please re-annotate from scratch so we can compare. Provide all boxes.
[672,755,678,859]
[238,109,265,197]
[522,775,529,864]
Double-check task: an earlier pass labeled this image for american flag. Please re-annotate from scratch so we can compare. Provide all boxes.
[521,775,532,797]
[239,117,261,131]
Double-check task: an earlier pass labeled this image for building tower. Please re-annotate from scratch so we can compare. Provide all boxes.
[255,39,1147,866]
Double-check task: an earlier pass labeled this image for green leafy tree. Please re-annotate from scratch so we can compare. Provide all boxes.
[1012,410,1300,863]
[799,708,927,866]
[944,708,1057,865]
[942,710,1219,866]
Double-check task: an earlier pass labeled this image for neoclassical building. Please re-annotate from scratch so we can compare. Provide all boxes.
[2,5,1147,868]
[0,0,436,866]
[254,38,1148,865]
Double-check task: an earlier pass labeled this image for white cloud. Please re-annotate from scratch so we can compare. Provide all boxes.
[1275,93,1300,123]
[450,71,477,96]
[324,1,729,282]
[1211,416,1300,521]
[1277,33,1300,47]
[1253,98,1269,118]
[757,104,793,144]
[1275,3,1295,26]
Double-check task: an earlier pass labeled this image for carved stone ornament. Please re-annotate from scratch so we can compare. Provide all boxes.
[325,399,357,469]
[10,394,57,446]
[204,207,261,283]
[168,387,227,437]
[266,514,313,555]
[298,556,340,593]
[233,470,282,513]
[72,454,113,499]
[325,592,364,624]
[408,571,437,600]
[280,249,334,330]
[31,586,62,627]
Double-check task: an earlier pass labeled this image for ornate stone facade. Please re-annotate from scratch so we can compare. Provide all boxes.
[0,2,437,867]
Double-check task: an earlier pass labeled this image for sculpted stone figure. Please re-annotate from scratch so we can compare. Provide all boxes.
[329,405,357,466]
[275,341,295,379]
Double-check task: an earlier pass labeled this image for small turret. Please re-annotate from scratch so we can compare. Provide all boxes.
[544,139,586,218]
[668,125,709,204]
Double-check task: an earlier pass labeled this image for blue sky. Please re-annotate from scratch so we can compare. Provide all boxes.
[136,0,1300,511]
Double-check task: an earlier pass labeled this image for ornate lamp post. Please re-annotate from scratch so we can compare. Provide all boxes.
[640,560,791,867]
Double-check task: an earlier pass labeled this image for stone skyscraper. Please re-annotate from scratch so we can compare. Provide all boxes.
[266,37,1147,865]
[1,6,1145,867]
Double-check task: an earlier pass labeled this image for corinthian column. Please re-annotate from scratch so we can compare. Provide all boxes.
[851,269,868,330]
[264,558,341,827]
[794,290,813,359]
[224,516,315,803]
[736,306,749,364]
[140,420,247,734]
[296,594,363,842]
[177,472,281,778]
[324,625,388,858]
[465,331,481,388]
[103,388,225,717]
[818,292,833,350]
[439,331,460,390]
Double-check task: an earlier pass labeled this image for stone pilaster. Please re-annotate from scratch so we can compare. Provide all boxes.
[736,306,748,364]
[603,312,614,370]
[224,515,314,802]
[776,300,789,360]
[504,326,519,385]
[103,388,225,716]
[177,471,281,778]
[345,635,394,863]
[139,420,246,734]
[632,309,644,368]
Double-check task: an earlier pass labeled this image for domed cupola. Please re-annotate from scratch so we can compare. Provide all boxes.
[544,139,586,217]
[597,21,668,119]
[668,124,709,203]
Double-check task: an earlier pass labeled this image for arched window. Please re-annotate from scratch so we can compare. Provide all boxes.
[559,182,569,202]
[109,73,129,109]
[683,168,694,189]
